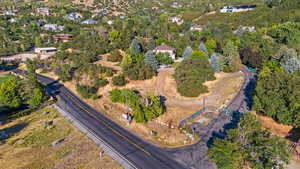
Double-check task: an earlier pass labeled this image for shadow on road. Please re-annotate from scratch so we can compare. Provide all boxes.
[243,74,257,110]
[207,111,242,147]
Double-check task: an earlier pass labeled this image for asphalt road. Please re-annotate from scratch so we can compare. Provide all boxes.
[167,68,257,169]
[11,67,256,169]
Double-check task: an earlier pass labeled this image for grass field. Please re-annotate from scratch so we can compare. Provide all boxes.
[0,74,14,84]
[0,106,122,169]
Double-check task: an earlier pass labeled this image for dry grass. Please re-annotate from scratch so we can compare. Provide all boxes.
[255,112,293,137]
[39,67,244,147]
[0,106,122,169]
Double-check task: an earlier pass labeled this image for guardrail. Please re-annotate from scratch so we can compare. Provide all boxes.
[54,100,138,169]
[12,69,138,169]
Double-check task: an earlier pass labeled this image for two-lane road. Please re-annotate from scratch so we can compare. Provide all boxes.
[12,67,256,169]
[12,69,186,169]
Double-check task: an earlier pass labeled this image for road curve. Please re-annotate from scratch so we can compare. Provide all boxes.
[12,69,187,169]
[11,67,256,169]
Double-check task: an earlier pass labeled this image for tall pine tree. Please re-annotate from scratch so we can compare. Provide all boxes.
[182,46,193,59]
[210,53,221,72]
[199,42,209,56]
[144,50,159,70]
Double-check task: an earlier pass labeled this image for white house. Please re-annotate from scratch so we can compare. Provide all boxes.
[8,18,17,23]
[37,7,51,16]
[42,24,64,31]
[66,12,82,21]
[190,25,205,31]
[81,19,98,24]
[220,5,257,13]
[153,44,176,60]
[171,2,182,8]
[4,10,17,16]
[233,26,256,34]
[169,16,183,25]
[34,47,57,54]
[107,20,114,25]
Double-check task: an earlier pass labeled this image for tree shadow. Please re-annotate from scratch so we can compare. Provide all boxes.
[0,122,28,142]
[0,105,29,117]
[207,111,242,147]
[159,96,167,112]
[243,75,257,110]
[286,128,300,143]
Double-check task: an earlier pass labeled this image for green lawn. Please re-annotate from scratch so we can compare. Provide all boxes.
[0,74,15,84]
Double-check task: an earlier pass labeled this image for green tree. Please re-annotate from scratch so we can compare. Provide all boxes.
[199,42,209,56]
[182,46,193,59]
[109,30,122,42]
[0,76,22,108]
[121,53,132,67]
[276,47,300,73]
[222,40,241,72]
[210,53,221,72]
[205,39,217,55]
[133,105,147,123]
[124,62,156,80]
[253,64,300,127]
[24,60,45,107]
[34,36,42,48]
[155,53,173,65]
[191,50,207,60]
[209,114,290,169]
[130,39,143,55]
[108,49,123,62]
[27,88,43,107]
[174,57,215,97]
[144,50,159,70]
[112,74,128,86]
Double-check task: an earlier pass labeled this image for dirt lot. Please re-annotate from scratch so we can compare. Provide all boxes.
[255,113,294,137]
[39,61,244,147]
[0,106,122,169]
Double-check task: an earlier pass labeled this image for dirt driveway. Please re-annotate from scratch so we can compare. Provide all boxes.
[156,68,244,108]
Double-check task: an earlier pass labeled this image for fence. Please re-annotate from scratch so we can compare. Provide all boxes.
[179,106,219,126]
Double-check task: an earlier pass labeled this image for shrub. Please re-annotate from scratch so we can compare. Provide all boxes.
[76,84,99,99]
[109,89,164,123]
[94,78,109,88]
[108,49,123,62]
[174,58,215,97]
[156,53,174,65]
[123,62,156,80]
[112,74,128,86]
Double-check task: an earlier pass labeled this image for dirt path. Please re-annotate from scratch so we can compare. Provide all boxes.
[0,52,55,61]
[156,68,244,108]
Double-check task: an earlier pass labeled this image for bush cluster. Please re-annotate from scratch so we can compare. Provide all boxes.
[109,89,164,123]
[75,84,99,100]
[174,57,215,97]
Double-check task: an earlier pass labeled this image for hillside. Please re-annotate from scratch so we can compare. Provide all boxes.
[0,106,122,169]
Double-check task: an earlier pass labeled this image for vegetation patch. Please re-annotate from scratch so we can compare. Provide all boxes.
[109,89,164,123]
[174,57,216,97]
[0,106,121,169]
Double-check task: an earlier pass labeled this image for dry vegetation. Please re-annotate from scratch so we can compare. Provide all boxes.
[39,61,244,147]
[0,106,122,169]
[254,113,300,169]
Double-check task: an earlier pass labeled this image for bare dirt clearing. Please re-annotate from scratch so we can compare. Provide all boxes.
[40,65,244,147]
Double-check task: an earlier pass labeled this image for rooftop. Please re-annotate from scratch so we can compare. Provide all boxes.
[154,44,175,51]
